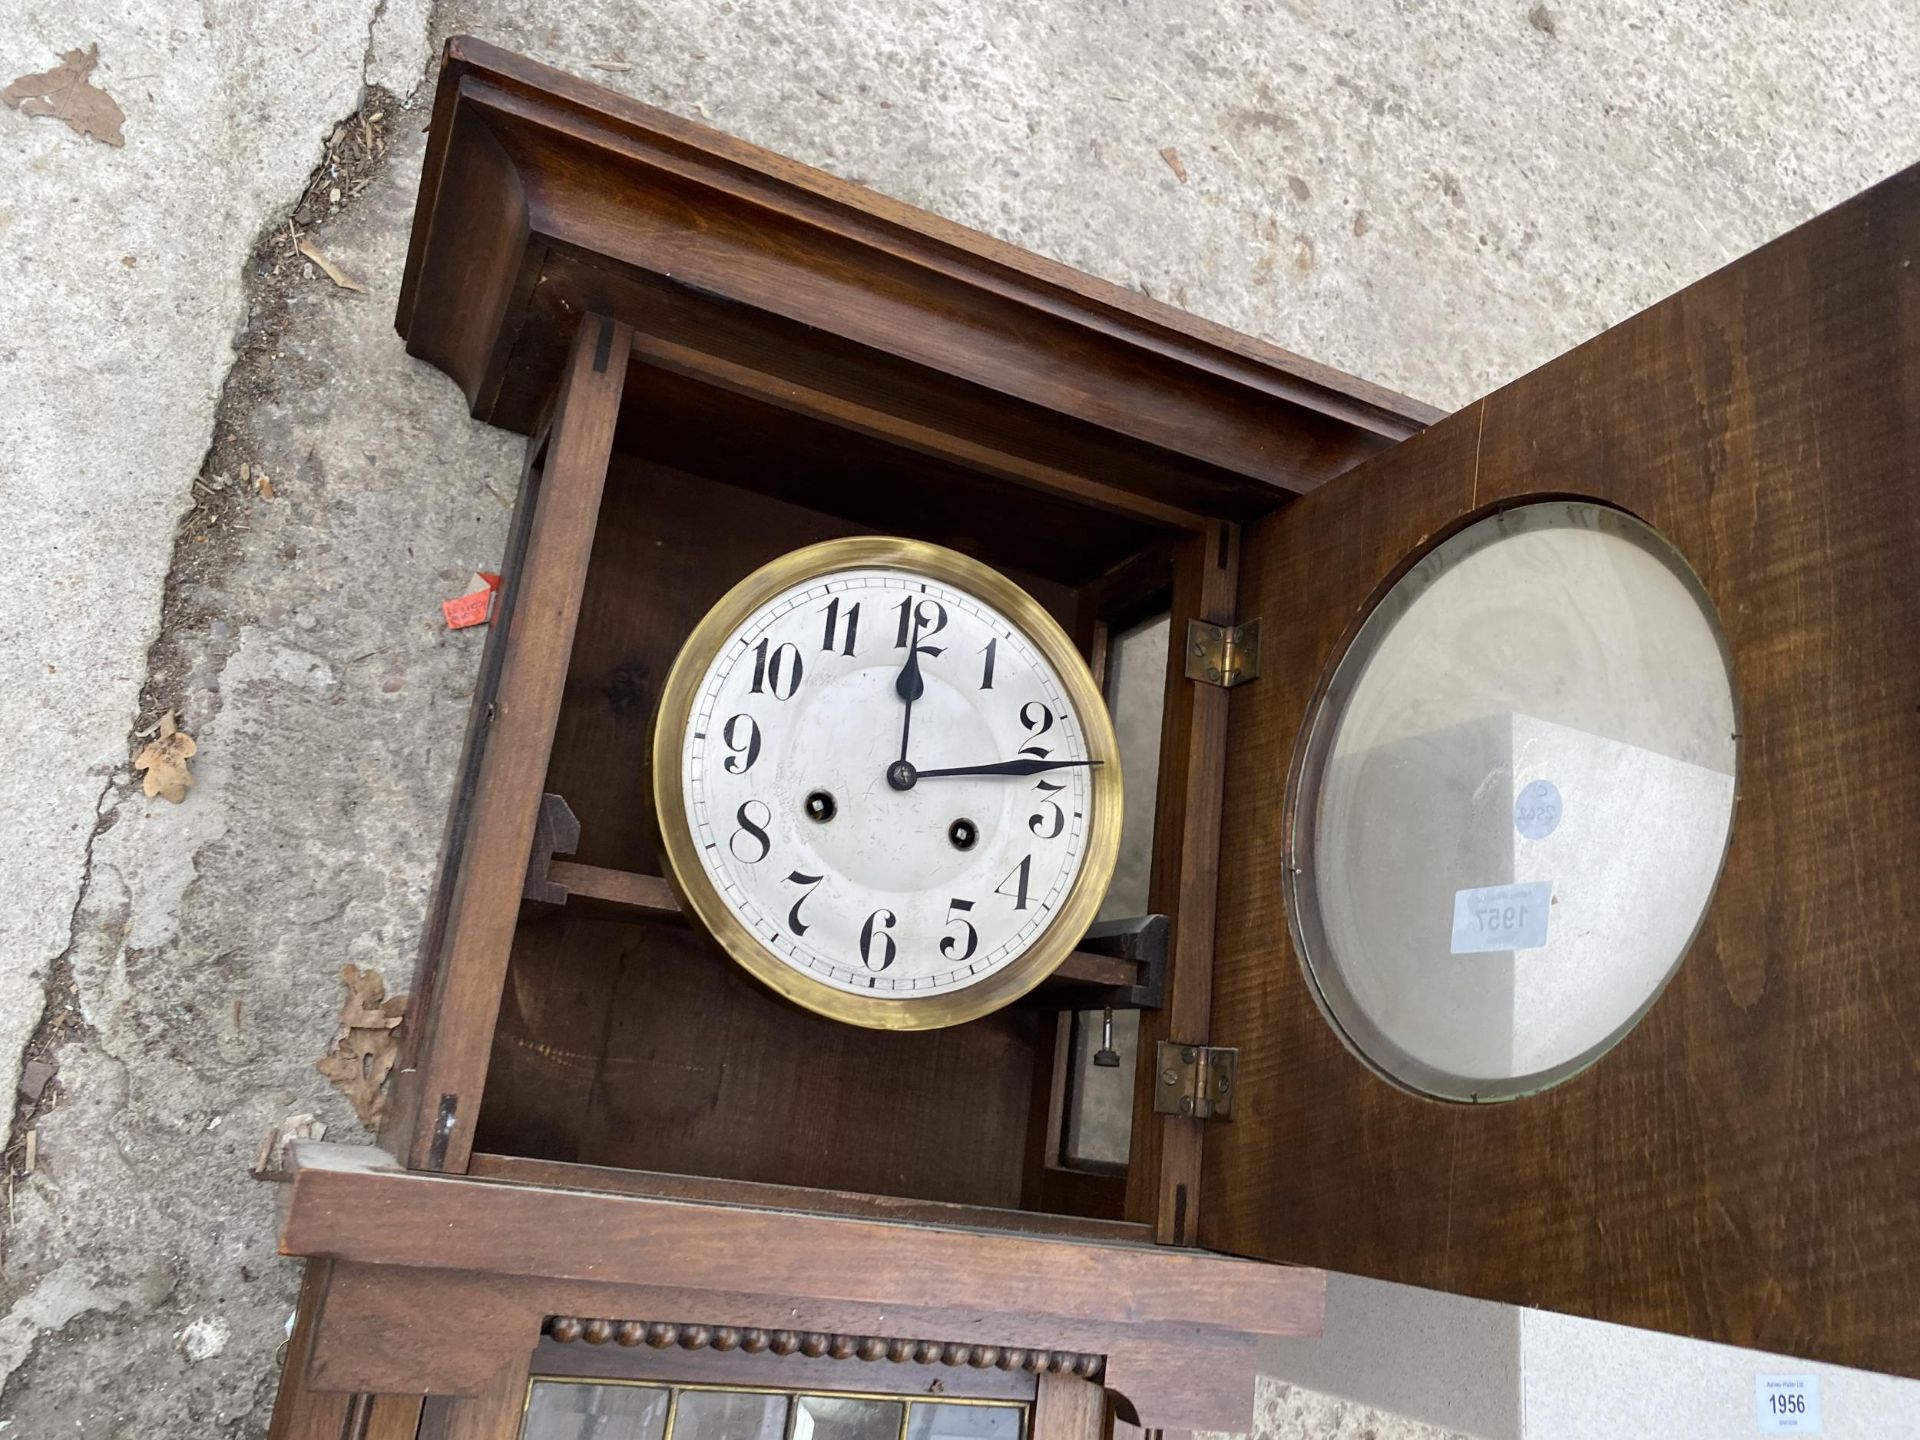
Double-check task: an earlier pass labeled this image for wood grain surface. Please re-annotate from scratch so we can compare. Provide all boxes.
[400,39,1438,497]
[467,1151,1148,1241]
[1033,1373,1107,1440]
[528,1335,1039,1398]
[1125,524,1239,1242]
[393,315,630,1175]
[477,909,1044,1206]
[282,1143,1322,1338]
[298,1256,1282,1431]
[1205,162,1920,1376]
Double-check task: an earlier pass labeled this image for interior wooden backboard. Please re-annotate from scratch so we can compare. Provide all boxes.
[1205,163,1920,1376]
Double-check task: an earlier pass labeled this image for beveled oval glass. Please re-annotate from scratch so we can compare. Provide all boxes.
[1285,501,1738,1101]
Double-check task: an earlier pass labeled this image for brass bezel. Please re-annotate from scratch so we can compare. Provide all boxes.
[651,537,1123,1031]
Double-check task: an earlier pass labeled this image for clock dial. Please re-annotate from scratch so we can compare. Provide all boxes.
[653,538,1121,1029]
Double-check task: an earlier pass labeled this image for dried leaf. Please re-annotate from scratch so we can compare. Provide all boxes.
[315,965,407,1129]
[294,236,366,294]
[336,964,404,1032]
[1159,146,1187,184]
[133,710,196,803]
[3,45,125,147]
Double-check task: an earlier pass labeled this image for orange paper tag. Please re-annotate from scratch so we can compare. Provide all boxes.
[441,571,502,630]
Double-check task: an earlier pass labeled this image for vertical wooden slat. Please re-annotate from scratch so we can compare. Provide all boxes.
[1033,1373,1108,1440]
[395,314,632,1173]
[365,1396,427,1440]
[268,1261,352,1440]
[419,1355,533,1440]
[267,1263,427,1439]
[1124,521,1239,1243]
[382,412,548,1169]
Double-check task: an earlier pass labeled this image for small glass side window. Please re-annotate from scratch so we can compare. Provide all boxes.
[675,1391,789,1440]
[791,1397,902,1440]
[523,1383,1025,1440]
[524,1381,670,1440]
[1061,613,1168,1170]
[1099,613,1169,920]
[906,1402,1023,1440]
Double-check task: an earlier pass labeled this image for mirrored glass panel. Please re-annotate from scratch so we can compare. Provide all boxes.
[523,1382,1028,1440]
[674,1390,789,1440]
[1288,501,1738,1100]
[524,1381,670,1440]
[791,1396,902,1440]
[906,1402,1023,1440]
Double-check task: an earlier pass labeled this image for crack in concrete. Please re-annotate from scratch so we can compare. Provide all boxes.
[0,60,431,1427]
[3,773,115,1173]
[2,77,414,1174]
[134,90,404,743]
[363,0,395,86]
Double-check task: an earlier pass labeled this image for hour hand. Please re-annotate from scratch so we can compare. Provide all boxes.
[894,616,927,766]
[912,757,1104,780]
[895,640,925,703]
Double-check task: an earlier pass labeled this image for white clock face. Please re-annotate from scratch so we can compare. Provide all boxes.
[678,563,1102,1003]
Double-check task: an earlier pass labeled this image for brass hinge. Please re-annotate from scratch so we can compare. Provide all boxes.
[1183,618,1261,688]
[1152,1041,1237,1119]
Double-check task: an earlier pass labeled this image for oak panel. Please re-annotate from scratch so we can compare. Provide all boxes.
[1206,163,1920,1376]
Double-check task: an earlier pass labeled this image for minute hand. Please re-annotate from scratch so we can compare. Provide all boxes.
[913,757,1104,779]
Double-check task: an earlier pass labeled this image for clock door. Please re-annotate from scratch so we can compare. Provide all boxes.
[1201,160,1920,1378]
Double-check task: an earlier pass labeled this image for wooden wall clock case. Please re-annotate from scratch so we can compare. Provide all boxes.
[266,37,1920,1440]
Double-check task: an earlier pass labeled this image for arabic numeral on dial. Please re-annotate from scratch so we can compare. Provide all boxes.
[819,597,860,656]
[1028,779,1066,839]
[939,897,978,961]
[860,909,898,971]
[995,854,1034,911]
[784,871,824,936]
[978,637,997,690]
[750,637,803,700]
[1019,700,1054,759]
[892,595,949,647]
[730,800,772,863]
[721,713,760,774]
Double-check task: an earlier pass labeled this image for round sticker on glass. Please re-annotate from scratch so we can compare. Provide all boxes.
[1514,780,1563,841]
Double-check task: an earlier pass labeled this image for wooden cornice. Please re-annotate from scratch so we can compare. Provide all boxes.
[396,37,1440,522]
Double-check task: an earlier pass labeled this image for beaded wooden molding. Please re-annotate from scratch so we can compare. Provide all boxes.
[281,1097,1317,1428]
[545,1317,1105,1379]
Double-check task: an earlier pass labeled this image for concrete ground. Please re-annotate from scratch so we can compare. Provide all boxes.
[1,1,1916,1435]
